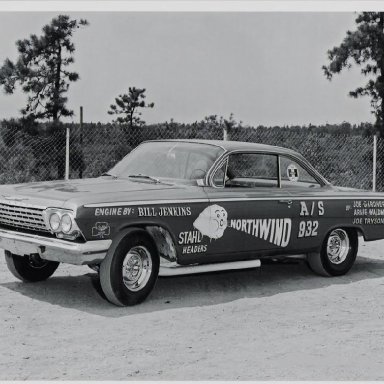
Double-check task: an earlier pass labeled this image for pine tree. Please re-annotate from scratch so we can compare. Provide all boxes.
[0,15,88,122]
[323,12,384,134]
[0,15,88,179]
[108,87,154,130]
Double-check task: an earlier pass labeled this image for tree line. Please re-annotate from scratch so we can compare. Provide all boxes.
[1,13,384,184]
[1,13,384,134]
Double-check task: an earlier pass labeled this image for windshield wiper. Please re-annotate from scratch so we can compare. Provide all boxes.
[128,174,161,184]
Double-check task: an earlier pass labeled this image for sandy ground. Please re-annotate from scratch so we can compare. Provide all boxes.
[1,239,384,380]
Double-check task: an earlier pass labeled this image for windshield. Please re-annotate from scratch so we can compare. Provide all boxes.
[109,141,224,180]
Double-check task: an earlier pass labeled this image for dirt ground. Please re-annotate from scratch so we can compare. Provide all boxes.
[1,238,384,380]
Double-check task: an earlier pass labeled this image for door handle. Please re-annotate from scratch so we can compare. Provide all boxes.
[278,199,292,206]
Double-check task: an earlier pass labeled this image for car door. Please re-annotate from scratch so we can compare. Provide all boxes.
[278,154,327,252]
[196,151,296,264]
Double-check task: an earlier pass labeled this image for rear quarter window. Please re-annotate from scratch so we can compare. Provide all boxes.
[280,156,321,188]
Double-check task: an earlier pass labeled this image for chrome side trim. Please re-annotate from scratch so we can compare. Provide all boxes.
[0,228,111,265]
[84,199,209,208]
[209,196,384,202]
[84,195,384,209]
[159,259,261,276]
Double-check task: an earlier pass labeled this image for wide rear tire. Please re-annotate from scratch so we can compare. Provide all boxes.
[100,229,159,306]
[5,251,59,282]
[307,228,358,277]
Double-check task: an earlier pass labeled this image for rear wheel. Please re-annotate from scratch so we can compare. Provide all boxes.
[100,229,159,306]
[307,228,358,277]
[5,251,59,282]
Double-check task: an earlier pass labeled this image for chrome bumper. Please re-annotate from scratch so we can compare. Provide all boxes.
[0,228,111,265]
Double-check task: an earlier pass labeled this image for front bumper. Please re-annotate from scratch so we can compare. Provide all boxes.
[0,228,112,265]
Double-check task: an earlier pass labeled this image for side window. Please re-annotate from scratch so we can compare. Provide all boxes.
[280,156,321,188]
[185,152,210,179]
[224,153,278,188]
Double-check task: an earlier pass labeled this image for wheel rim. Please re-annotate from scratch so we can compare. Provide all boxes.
[27,254,48,269]
[122,246,152,292]
[326,229,350,265]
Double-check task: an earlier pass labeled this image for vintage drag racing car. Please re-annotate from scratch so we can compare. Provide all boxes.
[1,139,384,306]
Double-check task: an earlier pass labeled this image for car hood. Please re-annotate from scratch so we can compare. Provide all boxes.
[0,177,201,211]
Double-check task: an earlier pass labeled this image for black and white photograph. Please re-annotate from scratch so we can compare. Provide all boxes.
[1,0,384,380]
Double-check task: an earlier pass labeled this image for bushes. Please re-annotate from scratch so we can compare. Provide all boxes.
[0,118,377,190]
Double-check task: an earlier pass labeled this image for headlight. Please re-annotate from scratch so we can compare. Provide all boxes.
[49,213,61,231]
[61,214,72,234]
[43,208,81,240]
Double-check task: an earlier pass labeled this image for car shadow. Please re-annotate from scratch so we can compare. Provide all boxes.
[1,255,384,318]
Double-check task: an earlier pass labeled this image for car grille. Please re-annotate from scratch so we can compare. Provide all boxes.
[0,202,49,233]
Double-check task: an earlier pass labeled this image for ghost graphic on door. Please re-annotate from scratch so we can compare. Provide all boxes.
[193,204,228,240]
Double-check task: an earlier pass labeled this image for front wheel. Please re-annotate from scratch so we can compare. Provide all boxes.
[307,228,358,277]
[99,229,159,306]
[5,251,59,282]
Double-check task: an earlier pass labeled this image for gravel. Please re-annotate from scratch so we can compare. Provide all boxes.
[1,238,384,380]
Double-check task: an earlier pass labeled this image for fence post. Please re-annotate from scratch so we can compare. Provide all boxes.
[79,106,84,179]
[223,125,228,141]
[373,134,377,192]
[65,126,70,180]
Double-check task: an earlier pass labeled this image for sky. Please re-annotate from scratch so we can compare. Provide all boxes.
[0,11,375,126]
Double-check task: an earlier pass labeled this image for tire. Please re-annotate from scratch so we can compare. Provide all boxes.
[307,228,358,277]
[99,229,159,306]
[5,251,59,282]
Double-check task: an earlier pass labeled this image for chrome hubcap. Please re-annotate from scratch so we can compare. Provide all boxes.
[326,229,349,264]
[122,246,152,291]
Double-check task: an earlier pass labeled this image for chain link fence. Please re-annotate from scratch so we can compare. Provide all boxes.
[0,120,380,191]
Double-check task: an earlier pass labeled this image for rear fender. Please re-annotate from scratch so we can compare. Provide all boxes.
[322,224,363,240]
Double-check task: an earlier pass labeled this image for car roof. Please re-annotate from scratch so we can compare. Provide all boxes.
[141,139,329,185]
[146,139,301,157]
